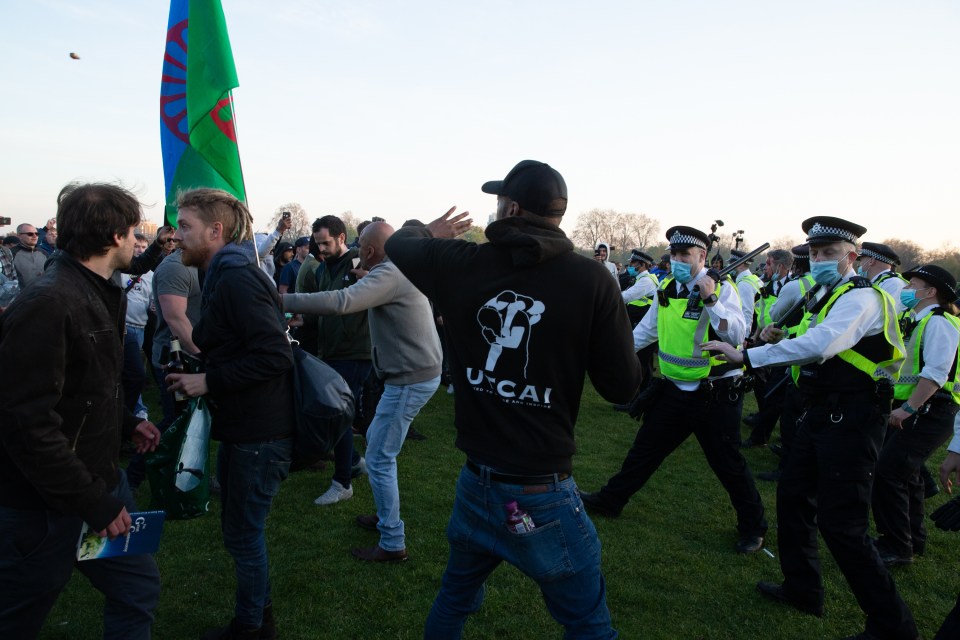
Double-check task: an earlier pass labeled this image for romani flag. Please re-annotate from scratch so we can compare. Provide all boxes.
[160,0,245,227]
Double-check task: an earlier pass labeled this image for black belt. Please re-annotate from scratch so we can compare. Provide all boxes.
[466,460,569,485]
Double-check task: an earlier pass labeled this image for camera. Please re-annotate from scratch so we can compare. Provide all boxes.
[282,211,291,219]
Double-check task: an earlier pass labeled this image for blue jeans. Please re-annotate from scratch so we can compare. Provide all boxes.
[0,470,160,639]
[123,325,149,418]
[325,359,373,488]
[366,376,440,551]
[218,438,293,628]
[423,465,617,639]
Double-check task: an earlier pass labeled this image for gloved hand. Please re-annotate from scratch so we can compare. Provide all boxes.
[930,496,960,531]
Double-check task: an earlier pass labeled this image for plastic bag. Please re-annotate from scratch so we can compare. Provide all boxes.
[145,397,211,519]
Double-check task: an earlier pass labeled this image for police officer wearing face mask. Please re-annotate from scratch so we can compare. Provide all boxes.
[872,265,960,568]
[743,247,794,448]
[621,250,659,310]
[754,249,792,339]
[582,226,768,554]
[619,250,660,393]
[857,242,907,313]
[704,216,917,640]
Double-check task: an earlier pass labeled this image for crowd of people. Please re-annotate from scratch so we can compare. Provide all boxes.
[1,161,959,639]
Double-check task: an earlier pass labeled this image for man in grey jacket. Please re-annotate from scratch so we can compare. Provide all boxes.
[283,221,441,562]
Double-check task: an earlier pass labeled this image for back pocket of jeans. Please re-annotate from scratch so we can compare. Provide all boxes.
[505,519,574,582]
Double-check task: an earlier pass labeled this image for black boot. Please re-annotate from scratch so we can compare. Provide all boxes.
[201,618,262,640]
[260,603,276,640]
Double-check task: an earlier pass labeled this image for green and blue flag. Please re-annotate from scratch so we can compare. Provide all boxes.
[160,0,245,226]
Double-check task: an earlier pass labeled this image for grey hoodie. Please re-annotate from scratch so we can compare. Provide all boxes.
[283,258,441,385]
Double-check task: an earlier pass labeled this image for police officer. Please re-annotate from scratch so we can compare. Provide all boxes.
[620,249,660,389]
[872,265,960,567]
[754,243,825,481]
[730,248,762,338]
[858,242,907,313]
[621,249,659,322]
[582,226,767,554]
[743,249,793,443]
[704,216,917,640]
[754,249,792,339]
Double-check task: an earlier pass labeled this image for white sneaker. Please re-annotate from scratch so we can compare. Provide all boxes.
[447,384,454,395]
[313,480,353,506]
[355,456,368,476]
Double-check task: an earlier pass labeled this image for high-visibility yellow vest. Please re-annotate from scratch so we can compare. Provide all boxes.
[627,271,660,308]
[656,276,738,381]
[894,309,960,404]
[783,274,817,338]
[791,279,905,385]
[756,280,780,329]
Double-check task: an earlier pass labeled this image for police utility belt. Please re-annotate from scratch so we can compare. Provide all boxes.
[909,391,958,416]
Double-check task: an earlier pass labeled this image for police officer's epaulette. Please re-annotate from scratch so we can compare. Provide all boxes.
[848,275,873,289]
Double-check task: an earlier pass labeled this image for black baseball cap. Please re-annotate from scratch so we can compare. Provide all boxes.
[481,160,567,217]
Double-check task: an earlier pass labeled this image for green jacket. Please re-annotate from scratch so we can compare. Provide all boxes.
[314,249,371,361]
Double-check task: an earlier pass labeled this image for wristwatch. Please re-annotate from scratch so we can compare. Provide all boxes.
[703,293,718,306]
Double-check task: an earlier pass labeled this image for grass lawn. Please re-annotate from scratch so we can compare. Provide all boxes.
[40,381,957,639]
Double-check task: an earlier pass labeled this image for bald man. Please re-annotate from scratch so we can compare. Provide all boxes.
[282,222,442,562]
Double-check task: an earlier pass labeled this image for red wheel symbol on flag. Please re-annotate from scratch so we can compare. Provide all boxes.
[160,19,189,144]
[211,97,238,143]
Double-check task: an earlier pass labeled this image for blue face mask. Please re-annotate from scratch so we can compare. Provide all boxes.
[900,289,926,310]
[626,266,638,277]
[811,259,842,286]
[671,260,693,284]
[770,270,781,282]
[856,265,867,278]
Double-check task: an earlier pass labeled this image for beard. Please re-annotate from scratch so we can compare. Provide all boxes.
[179,243,210,268]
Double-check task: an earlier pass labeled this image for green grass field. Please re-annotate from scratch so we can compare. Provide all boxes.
[39,383,957,639]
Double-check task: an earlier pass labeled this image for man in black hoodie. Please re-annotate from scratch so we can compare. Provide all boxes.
[166,188,295,640]
[386,160,642,639]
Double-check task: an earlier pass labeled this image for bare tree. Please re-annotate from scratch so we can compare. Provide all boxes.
[618,213,661,252]
[571,208,616,250]
[882,238,925,271]
[925,244,960,278]
[766,234,802,252]
[267,203,311,242]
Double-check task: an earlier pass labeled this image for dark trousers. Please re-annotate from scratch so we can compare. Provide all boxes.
[598,378,767,537]
[121,328,147,415]
[873,401,958,557]
[777,391,917,639]
[936,592,960,640]
[126,366,178,488]
[750,367,789,444]
[772,382,805,472]
[326,359,373,488]
[0,470,160,639]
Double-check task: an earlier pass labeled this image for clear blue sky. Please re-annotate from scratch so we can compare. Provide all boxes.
[1,0,957,249]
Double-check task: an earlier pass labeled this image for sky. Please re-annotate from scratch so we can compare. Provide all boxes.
[1,0,957,250]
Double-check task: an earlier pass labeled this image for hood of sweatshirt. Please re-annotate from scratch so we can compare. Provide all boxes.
[484,213,573,268]
[202,240,258,307]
